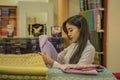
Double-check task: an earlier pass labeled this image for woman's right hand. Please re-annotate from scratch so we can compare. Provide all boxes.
[38,52,54,66]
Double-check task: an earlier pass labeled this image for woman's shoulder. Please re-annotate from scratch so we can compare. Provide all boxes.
[86,40,95,50]
[68,42,77,47]
[65,42,77,49]
[81,40,95,56]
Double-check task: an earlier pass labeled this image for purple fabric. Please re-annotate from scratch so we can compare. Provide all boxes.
[39,35,58,60]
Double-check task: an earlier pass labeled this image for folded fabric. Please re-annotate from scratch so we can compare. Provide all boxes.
[0,74,48,80]
[0,53,48,76]
[113,72,120,79]
[39,35,58,60]
[58,64,104,75]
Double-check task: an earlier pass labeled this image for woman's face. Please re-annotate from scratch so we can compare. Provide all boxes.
[66,23,80,43]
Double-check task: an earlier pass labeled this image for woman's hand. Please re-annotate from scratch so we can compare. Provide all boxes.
[39,52,54,66]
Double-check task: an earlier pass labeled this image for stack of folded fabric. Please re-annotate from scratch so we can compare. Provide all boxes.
[58,64,104,75]
[0,53,48,80]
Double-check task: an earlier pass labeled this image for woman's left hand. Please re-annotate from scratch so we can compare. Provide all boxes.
[38,52,54,66]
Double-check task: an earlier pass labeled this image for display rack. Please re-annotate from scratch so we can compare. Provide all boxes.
[0,6,17,37]
[0,37,65,54]
[79,0,107,66]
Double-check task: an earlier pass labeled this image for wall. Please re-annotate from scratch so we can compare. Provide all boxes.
[17,1,53,37]
[69,0,80,17]
[0,0,53,37]
[49,0,58,26]
[58,0,69,38]
[0,0,48,5]
[107,0,120,72]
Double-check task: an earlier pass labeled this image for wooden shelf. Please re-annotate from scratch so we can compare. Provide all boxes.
[0,6,17,37]
[79,0,107,67]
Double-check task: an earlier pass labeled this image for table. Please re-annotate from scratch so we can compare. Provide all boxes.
[48,68,117,80]
[0,68,117,80]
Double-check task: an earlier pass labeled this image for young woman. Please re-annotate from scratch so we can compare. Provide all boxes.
[40,15,95,68]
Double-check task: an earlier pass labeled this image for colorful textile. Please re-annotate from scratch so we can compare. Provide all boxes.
[0,53,48,76]
[88,10,94,30]
[0,74,47,80]
[0,37,64,54]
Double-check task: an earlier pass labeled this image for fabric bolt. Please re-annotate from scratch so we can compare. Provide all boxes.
[93,9,100,31]
[0,53,48,76]
[88,10,94,30]
[39,35,58,60]
[83,10,89,22]
[0,74,47,80]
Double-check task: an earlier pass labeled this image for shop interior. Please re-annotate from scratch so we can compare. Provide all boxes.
[0,0,120,80]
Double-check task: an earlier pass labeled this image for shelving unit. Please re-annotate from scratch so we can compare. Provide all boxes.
[79,0,107,66]
[0,37,65,54]
[0,6,17,37]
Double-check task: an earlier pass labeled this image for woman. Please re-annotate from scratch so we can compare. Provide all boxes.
[40,15,95,68]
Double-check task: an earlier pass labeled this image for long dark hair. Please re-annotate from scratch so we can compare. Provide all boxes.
[62,15,91,64]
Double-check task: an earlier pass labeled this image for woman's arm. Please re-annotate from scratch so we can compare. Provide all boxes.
[39,47,68,66]
[39,46,69,67]
[39,43,74,67]
[57,48,68,63]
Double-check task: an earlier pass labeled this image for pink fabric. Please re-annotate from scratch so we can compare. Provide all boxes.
[39,35,58,60]
[58,64,104,75]
[93,9,100,30]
